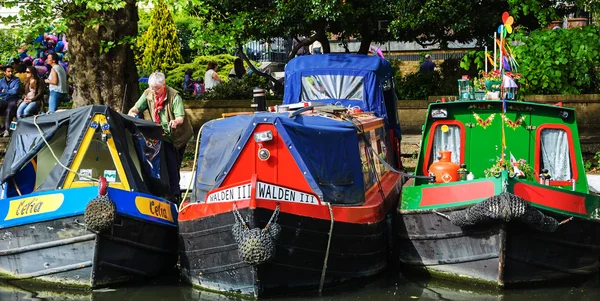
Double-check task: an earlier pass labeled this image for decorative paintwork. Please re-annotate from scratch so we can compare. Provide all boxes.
[501,114,527,130]
[473,112,496,129]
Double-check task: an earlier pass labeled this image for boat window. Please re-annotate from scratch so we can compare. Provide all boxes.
[35,126,68,189]
[359,128,390,190]
[74,132,122,184]
[300,75,364,101]
[540,128,572,181]
[429,124,461,166]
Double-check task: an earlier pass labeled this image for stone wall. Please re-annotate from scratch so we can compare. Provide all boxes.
[181,95,600,136]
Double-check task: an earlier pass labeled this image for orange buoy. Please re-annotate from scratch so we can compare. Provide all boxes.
[428,150,460,183]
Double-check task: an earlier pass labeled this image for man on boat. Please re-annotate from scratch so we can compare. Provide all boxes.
[128,71,193,203]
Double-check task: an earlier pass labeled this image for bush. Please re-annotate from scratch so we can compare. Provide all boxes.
[393,58,462,100]
[166,54,239,90]
[514,26,600,94]
[396,71,443,100]
[187,74,280,100]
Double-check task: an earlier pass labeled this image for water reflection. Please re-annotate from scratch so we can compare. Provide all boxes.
[1,272,599,301]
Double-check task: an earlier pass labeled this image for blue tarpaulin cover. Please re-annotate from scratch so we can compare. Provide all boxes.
[284,54,394,120]
[194,113,365,205]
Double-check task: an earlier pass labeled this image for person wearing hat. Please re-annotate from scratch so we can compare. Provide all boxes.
[420,54,436,73]
[0,64,21,137]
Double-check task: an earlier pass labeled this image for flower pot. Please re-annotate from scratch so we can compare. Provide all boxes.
[484,80,502,92]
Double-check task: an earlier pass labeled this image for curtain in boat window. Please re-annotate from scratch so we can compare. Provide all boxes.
[300,75,363,101]
[431,125,461,165]
[540,128,572,181]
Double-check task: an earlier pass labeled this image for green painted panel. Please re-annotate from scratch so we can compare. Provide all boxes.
[403,100,595,218]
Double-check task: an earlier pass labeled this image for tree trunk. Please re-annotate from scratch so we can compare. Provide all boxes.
[67,0,139,113]
[316,28,330,54]
[357,24,373,55]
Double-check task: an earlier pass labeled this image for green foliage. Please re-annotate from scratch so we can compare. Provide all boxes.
[460,50,487,73]
[484,156,534,181]
[200,75,274,100]
[174,15,205,62]
[139,0,183,75]
[513,26,600,94]
[588,151,600,172]
[395,59,462,100]
[0,29,20,64]
[165,54,240,89]
[392,0,509,48]
[396,71,443,100]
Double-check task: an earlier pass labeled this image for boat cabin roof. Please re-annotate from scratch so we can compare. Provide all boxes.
[283,54,396,125]
[0,105,171,197]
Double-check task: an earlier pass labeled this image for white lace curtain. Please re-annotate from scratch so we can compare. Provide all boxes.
[540,129,572,181]
[431,125,461,165]
[301,75,363,101]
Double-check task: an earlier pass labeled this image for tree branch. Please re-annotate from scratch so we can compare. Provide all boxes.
[237,42,283,93]
[287,34,317,61]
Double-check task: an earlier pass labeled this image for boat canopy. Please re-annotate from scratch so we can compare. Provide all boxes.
[283,54,394,120]
[194,113,365,205]
[0,105,171,196]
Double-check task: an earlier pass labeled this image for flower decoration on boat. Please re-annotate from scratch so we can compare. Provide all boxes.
[501,114,527,130]
[484,155,533,180]
[473,112,496,129]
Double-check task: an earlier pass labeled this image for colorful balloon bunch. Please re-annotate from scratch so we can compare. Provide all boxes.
[16,30,69,79]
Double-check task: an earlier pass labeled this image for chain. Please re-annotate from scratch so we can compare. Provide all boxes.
[263,204,280,231]
[232,203,249,229]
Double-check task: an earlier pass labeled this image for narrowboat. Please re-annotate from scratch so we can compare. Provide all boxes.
[396,99,600,286]
[178,54,404,297]
[0,105,178,288]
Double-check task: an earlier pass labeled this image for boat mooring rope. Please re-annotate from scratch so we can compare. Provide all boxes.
[319,202,335,295]
[178,123,206,212]
[33,115,99,182]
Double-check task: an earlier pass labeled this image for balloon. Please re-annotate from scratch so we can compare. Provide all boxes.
[55,41,64,53]
[35,65,48,76]
[61,34,68,52]
[369,45,384,58]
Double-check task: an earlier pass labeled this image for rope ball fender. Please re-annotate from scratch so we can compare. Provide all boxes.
[84,177,116,233]
[232,203,281,265]
[447,193,559,232]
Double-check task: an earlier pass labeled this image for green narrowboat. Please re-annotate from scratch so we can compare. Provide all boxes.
[396,100,600,287]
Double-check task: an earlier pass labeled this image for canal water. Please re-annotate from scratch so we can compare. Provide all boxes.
[1,271,599,301]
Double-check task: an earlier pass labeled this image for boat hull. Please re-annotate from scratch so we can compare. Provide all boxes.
[179,207,391,297]
[397,208,600,286]
[0,213,177,288]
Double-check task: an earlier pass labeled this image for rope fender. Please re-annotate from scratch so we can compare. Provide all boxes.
[84,194,116,233]
[447,193,559,232]
[232,204,281,265]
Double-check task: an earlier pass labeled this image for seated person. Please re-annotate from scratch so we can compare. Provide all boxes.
[17,66,45,119]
